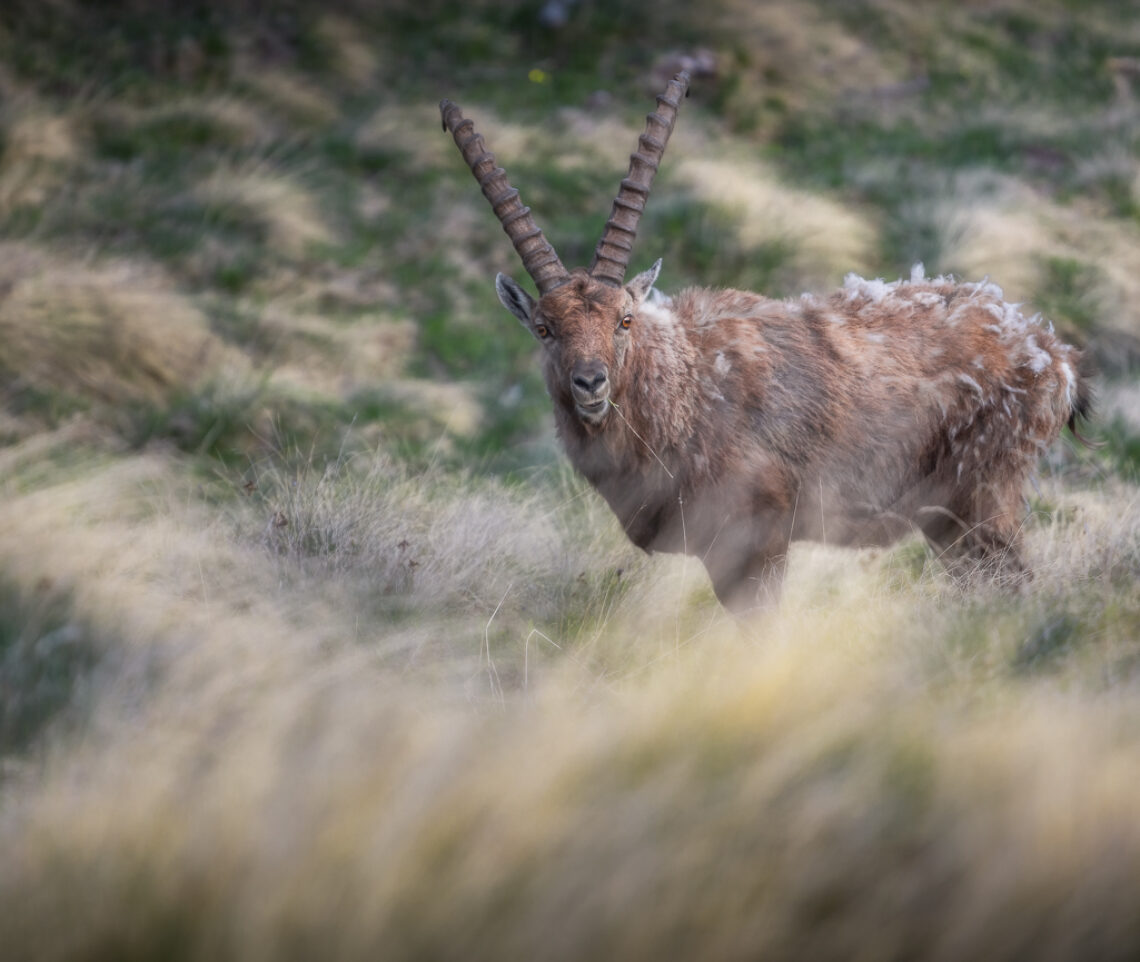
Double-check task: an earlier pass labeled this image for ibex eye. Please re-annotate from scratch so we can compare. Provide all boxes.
[620,313,633,330]
[535,324,550,338]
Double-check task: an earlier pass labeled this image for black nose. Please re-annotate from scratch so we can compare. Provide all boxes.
[572,366,608,393]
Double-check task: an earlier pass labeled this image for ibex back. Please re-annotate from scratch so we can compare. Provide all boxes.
[441,73,1092,614]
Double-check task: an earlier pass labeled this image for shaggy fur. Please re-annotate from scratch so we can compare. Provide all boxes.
[446,76,1090,613]
[498,264,1090,613]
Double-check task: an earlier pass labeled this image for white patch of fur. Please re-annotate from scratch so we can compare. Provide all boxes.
[844,274,893,302]
[1024,334,1052,374]
[702,377,725,402]
[1059,359,1077,407]
[913,290,944,308]
[640,298,676,328]
[863,331,885,344]
[964,278,1005,302]
[957,373,984,396]
[714,351,732,376]
[910,262,926,283]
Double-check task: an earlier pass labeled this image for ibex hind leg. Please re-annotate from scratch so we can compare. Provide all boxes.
[922,498,1031,591]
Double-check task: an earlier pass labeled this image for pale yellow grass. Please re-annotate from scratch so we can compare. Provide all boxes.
[255,305,415,386]
[315,13,380,88]
[357,101,541,173]
[0,244,244,406]
[937,170,1140,337]
[235,64,340,126]
[196,165,335,257]
[250,302,484,439]
[0,427,1138,958]
[558,108,669,173]
[0,104,80,212]
[706,0,915,131]
[676,155,878,286]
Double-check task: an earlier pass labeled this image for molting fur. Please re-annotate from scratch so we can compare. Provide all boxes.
[442,74,1092,613]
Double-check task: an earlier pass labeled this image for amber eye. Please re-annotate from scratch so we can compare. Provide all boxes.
[535,324,550,339]
[620,313,633,330]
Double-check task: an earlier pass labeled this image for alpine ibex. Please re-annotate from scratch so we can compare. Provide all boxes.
[440,72,1092,613]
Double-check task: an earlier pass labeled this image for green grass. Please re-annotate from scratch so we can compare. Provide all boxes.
[0,577,99,756]
[1034,256,1105,334]
[1098,414,1140,481]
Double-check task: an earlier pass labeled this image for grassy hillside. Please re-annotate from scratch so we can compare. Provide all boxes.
[2,1,1140,958]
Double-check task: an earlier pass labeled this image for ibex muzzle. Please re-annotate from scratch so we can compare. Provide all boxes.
[571,359,610,422]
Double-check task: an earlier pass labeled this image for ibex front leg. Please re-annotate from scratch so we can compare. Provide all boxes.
[701,511,792,616]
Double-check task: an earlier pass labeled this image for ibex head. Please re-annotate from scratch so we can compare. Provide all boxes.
[441,73,690,427]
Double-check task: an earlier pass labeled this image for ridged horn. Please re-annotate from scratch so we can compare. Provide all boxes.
[440,99,570,295]
[590,71,690,288]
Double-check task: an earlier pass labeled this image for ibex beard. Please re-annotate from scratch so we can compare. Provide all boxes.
[442,73,1093,615]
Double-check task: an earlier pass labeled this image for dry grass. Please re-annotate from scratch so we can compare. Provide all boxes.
[676,154,878,286]
[0,104,80,213]
[253,305,415,391]
[0,436,1138,959]
[933,171,1140,337]
[195,165,335,258]
[2,1,1140,957]
[0,244,243,407]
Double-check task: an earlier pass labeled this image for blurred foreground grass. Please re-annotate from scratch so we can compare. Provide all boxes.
[3,1,1140,959]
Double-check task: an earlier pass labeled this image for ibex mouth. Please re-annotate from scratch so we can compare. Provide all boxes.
[575,398,611,425]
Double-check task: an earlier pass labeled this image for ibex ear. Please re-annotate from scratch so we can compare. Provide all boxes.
[495,273,537,328]
[626,258,663,304]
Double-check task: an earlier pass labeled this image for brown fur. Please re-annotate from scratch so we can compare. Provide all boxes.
[501,265,1089,613]
[453,77,1092,613]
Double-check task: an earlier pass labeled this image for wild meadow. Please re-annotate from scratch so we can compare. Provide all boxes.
[2,1,1140,958]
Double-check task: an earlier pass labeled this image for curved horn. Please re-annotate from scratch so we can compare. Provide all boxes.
[440,99,570,295]
[590,71,690,288]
